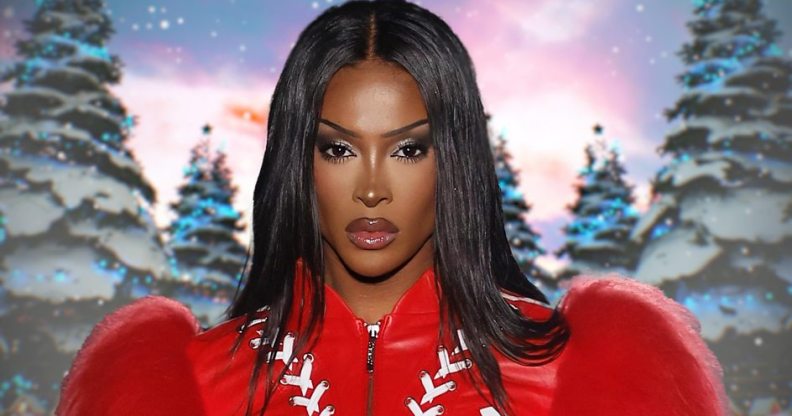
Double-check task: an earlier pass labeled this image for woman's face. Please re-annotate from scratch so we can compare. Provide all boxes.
[314,59,436,279]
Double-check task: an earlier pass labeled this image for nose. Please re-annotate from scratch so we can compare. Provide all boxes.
[354,158,391,207]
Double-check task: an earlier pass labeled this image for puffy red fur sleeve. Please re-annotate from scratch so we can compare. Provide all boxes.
[55,296,205,416]
[548,275,730,416]
[55,279,730,416]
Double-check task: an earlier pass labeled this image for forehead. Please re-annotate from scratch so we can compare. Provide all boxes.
[320,60,428,135]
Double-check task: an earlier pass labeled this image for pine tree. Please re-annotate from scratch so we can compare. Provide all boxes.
[629,0,792,410]
[555,133,640,282]
[163,129,247,325]
[0,0,173,410]
[0,0,171,300]
[489,127,558,302]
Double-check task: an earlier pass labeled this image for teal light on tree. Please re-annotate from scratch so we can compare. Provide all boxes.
[163,127,247,326]
[678,0,784,93]
[555,131,639,282]
[629,0,792,411]
[488,119,558,302]
[0,0,173,302]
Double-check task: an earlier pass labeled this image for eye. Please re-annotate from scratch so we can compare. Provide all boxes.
[392,140,429,163]
[318,141,354,163]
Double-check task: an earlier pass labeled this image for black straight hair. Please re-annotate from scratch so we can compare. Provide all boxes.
[229,1,570,414]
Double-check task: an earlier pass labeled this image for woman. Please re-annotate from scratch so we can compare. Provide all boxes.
[56,1,728,415]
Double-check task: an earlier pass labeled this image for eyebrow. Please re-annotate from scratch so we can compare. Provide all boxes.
[319,118,429,138]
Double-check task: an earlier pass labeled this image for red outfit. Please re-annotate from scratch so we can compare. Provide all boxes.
[56,260,728,415]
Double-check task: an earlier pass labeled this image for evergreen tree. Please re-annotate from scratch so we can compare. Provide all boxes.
[488,122,558,302]
[0,0,173,410]
[163,128,247,325]
[555,133,640,282]
[629,0,792,410]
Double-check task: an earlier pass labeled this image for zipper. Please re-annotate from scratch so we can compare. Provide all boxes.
[365,321,381,416]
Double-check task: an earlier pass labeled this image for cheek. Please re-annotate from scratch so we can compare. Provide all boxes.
[313,151,343,195]
[396,162,436,230]
[313,159,349,233]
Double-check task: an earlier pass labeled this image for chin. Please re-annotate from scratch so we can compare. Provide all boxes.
[341,250,405,279]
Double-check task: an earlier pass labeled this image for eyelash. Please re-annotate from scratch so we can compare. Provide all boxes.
[317,139,429,165]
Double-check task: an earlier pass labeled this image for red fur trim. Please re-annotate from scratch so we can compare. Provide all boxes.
[55,296,204,416]
[549,276,729,416]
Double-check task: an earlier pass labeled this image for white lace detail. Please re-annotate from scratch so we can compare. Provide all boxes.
[249,331,265,350]
[500,292,551,308]
[420,370,456,403]
[238,316,269,350]
[282,353,315,395]
[237,312,333,415]
[406,330,497,415]
[265,339,333,416]
[246,317,270,328]
[434,344,472,379]
[406,397,445,416]
[246,331,297,371]
[269,333,296,369]
[237,316,269,335]
[280,351,334,415]
[480,407,500,415]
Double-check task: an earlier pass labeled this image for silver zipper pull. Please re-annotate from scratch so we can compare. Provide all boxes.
[366,321,381,373]
[366,322,381,338]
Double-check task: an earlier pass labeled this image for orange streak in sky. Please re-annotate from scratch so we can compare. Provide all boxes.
[227,104,267,126]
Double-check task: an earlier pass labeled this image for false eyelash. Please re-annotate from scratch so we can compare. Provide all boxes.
[317,140,354,164]
[392,139,430,164]
[316,137,431,164]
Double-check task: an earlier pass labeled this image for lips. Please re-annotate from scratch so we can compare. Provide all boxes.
[346,218,399,250]
[345,218,399,233]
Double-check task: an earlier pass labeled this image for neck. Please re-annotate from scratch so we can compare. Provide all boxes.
[322,237,434,324]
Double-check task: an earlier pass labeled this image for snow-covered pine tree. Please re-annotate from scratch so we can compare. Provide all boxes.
[489,124,559,303]
[163,130,247,325]
[0,0,173,410]
[629,0,792,411]
[0,0,172,301]
[555,135,640,282]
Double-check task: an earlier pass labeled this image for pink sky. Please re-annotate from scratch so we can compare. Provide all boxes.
[112,0,655,273]
[1,0,703,275]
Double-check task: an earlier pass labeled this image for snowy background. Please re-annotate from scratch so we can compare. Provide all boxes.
[2,0,790,274]
[0,0,791,415]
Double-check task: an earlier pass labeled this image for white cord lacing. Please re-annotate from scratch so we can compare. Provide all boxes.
[236,305,512,415]
[240,315,334,416]
[405,330,501,416]
[265,334,334,416]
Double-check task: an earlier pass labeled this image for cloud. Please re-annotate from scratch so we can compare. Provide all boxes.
[520,1,597,43]
[485,0,614,44]
[487,86,654,257]
[429,0,660,259]
[109,71,275,245]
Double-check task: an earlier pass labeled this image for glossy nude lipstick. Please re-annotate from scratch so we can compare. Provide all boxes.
[345,217,399,250]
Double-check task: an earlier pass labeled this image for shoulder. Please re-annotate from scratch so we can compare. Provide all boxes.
[56,296,205,416]
[549,275,729,416]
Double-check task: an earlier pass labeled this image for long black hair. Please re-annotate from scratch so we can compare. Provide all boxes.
[229,1,569,414]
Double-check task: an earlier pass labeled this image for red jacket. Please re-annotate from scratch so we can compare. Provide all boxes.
[56,261,728,415]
